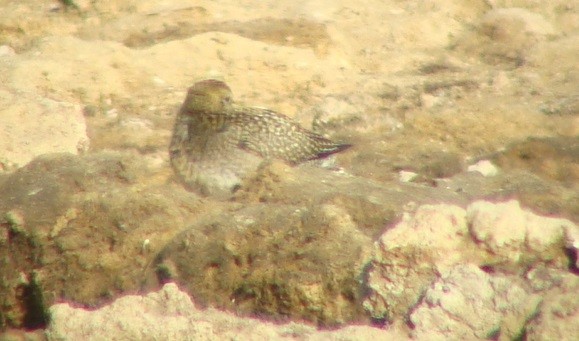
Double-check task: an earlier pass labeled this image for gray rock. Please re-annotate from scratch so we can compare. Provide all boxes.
[410,264,541,340]
[363,200,577,329]
[526,272,579,340]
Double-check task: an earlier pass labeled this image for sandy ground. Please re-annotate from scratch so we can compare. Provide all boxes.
[0,0,577,339]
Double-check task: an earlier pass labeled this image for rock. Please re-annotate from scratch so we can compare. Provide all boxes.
[410,264,541,340]
[234,162,465,238]
[0,0,576,339]
[525,272,579,340]
[0,152,200,330]
[363,200,577,324]
[363,203,471,320]
[398,170,418,182]
[47,283,207,340]
[439,168,579,223]
[0,328,45,341]
[150,202,373,326]
[0,45,16,57]
[0,92,89,169]
[467,159,499,177]
[468,200,575,264]
[46,283,408,340]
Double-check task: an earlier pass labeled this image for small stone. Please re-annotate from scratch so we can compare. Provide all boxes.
[0,45,16,57]
[399,170,418,182]
[467,160,499,177]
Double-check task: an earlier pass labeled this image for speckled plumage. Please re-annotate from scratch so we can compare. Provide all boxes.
[169,79,350,197]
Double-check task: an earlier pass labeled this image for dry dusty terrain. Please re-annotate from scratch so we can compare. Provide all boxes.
[0,0,577,340]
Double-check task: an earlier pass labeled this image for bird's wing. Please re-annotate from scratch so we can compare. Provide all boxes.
[231,106,350,164]
[232,108,284,158]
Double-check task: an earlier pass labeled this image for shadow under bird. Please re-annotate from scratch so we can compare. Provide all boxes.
[169,79,351,197]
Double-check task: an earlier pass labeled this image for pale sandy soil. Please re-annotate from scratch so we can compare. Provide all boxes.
[0,0,577,339]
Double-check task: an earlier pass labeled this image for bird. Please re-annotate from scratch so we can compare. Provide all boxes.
[169,79,351,198]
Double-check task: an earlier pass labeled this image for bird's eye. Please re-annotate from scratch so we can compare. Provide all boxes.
[222,96,232,105]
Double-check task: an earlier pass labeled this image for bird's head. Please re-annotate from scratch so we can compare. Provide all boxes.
[182,79,233,115]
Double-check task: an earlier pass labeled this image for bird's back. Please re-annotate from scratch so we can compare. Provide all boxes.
[227,106,351,165]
